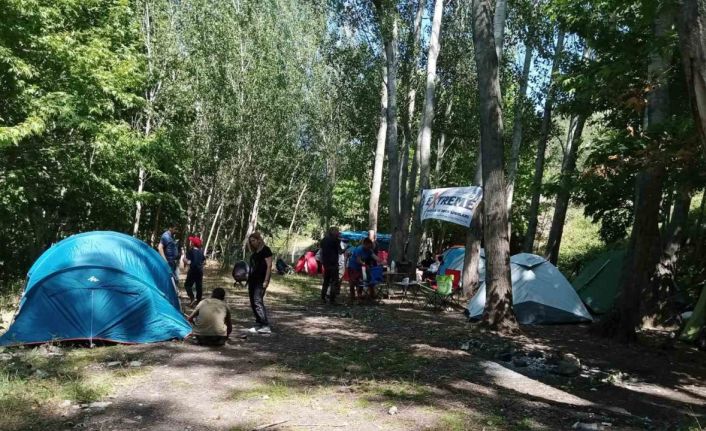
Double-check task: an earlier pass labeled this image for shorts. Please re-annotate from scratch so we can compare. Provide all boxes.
[348,268,362,286]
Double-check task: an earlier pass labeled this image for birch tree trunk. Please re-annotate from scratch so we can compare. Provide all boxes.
[368,67,388,232]
[524,31,565,252]
[133,167,146,236]
[506,46,533,211]
[407,0,444,264]
[398,0,425,256]
[384,17,404,261]
[493,0,507,62]
[242,179,263,256]
[471,0,517,332]
[544,113,587,264]
[285,183,308,254]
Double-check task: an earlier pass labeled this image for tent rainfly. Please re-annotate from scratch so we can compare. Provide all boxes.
[467,253,593,324]
[0,231,191,346]
[572,250,626,314]
[437,246,485,283]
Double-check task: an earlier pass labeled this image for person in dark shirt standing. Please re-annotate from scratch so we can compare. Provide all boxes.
[320,227,342,304]
[247,232,273,334]
[184,236,205,307]
[158,224,179,285]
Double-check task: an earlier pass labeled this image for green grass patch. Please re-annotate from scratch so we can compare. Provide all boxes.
[229,376,323,402]
[0,345,147,430]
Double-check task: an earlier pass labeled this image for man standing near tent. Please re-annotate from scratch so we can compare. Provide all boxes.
[320,227,342,304]
[158,224,179,285]
[188,287,232,346]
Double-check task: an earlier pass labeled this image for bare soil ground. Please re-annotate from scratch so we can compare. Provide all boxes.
[1,269,705,431]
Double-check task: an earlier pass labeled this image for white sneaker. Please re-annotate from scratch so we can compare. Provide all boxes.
[247,327,260,333]
[257,326,272,334]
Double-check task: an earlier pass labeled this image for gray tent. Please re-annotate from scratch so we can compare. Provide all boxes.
[467,253,593,324]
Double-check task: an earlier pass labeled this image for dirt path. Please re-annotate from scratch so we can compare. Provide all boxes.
[30,271,706,430]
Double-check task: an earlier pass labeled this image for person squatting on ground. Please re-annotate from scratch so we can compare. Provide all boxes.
[320,226,343,304]
[347,238,381,304]
[187,287,232,346]
[158,223,179,285]
[247,232,273,334]
[184,236,205,306]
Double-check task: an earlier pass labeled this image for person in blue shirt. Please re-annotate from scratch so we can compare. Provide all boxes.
[158,224,179,284]
[184,236,205,306]
[347,238,380,304]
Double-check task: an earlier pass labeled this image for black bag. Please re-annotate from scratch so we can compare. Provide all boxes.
[232,260,249,285]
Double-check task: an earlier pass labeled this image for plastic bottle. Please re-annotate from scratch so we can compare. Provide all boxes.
[390,260,396,272]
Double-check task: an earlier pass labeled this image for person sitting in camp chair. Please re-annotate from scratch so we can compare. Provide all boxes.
[188,287,232,346]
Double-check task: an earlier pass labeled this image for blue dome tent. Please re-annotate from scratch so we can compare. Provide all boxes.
[0,231,191,346]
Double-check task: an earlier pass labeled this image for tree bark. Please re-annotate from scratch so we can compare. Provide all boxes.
[493,0,507,62]
[544,114,587,265]
[406,0,444,264]
[435,100,453,184]
[524,31,565,253]
[506,46,533,212]
[285,183,308,254]
[368,66,388,232]
[595,7,673,342]
[384,16,404,261]
[462,202,483,296]
[642,187,691,328]
[132,166,146,236]
[471,0,517,332]
[242,179,263,256]
[677,0,706,150]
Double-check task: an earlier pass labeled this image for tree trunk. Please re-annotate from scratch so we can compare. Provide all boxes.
[524,31,565,253]
[242,180,263,256]
[285,183,308,255]
[132,166,146,236]
[506,46,533,211]
[642,188,691,328]
[677,0,706,150]
[471,0,517,332]
[596,7,673,342]
[398,0,425,259]
[406,0,444,264]
[384,17,404,261]
[544,114,587,265]
[435,100,453,184]
[493,0,507,62]
[204,199,224,256]
[199,183,215,235]
[462,202,483,296]
[368,66,388,232]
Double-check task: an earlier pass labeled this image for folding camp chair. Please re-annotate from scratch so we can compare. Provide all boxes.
[444,269,464,306]
[421,275,454,310]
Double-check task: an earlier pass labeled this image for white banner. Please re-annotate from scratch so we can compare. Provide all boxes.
[421,186,483,227]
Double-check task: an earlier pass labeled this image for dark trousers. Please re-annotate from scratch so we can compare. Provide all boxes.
[185,269,203,301]
[321,264,340,301]
[196,335,227,346]
[168,260,178,286]
[248,280,269,326]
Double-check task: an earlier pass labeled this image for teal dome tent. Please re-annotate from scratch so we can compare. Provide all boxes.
[0,231,191,346]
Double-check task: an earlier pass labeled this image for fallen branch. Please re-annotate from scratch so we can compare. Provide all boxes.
[251,420,289,430]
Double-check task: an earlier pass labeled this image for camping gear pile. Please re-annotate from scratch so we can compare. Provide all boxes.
[0,231,191,346]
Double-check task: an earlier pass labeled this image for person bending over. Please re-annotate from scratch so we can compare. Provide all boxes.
[188,288,232,346]
[347,238,380,304]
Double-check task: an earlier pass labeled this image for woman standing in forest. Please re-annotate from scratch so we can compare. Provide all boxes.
[246,232,273,334]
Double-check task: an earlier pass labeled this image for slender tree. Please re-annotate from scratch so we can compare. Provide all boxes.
[524,30,565,252]
[471,0,517,332]
[407,0,445,264]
